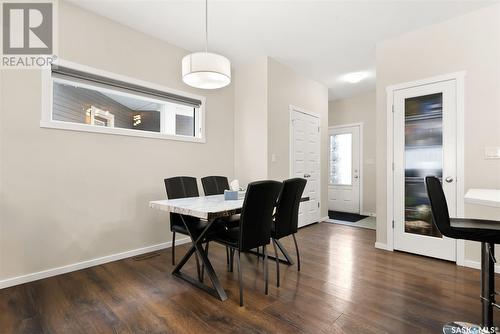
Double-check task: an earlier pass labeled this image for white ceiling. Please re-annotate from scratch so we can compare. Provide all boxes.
[69,0,496,100]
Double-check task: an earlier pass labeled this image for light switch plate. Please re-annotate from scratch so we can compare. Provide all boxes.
[485,147,500,159]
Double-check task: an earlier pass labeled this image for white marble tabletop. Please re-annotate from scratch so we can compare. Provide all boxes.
[465,188,500,208]
[150,194,245,220]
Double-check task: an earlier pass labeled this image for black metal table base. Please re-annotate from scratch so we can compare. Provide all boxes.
[171,217,228,301]
[247,239,295,265]
[481,242,496,331]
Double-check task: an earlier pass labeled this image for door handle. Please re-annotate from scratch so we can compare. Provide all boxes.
[304,174,311,178]
[354,175,359,179]
[445,176,454,183]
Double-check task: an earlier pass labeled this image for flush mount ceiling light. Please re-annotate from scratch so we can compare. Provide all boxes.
[341,71,370,84]
[182,0,231,89]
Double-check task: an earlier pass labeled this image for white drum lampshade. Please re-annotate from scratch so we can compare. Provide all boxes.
[182,52,231,89]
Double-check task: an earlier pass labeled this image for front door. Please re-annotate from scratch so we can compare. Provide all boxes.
[328,125,361,213]
[291,109,321,227]
[393,79,457,261]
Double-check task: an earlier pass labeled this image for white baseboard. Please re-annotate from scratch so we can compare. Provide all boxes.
[462,259,500,273]
[361,212,376,217]
[375,242,391,251]
[0,237,190,289]
[320,216,329,222]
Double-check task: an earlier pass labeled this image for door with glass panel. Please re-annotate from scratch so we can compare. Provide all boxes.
[328,125,360,213]
[393,80,457,261]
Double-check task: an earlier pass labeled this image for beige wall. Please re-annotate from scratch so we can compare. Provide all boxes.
[376,4,500,263]
[329,91,377,215]
[267,58,329,218]
[234,59,268,186]
[0,1,234,281]
[234,58,329,218]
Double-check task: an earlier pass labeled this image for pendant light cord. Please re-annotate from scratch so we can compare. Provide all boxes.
[205,0,208,52]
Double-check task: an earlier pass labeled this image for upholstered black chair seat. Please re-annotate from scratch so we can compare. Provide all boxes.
[449,218,500,244]
[213,226,240,247]
[215,214,241,228]
[171,218,224,240]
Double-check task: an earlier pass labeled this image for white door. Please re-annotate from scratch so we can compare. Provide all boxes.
[328,125,361,213]
[393,80,457,261]
[291,109,321,227]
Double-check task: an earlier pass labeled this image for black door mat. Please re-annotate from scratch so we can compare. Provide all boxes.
[328,211,368,222]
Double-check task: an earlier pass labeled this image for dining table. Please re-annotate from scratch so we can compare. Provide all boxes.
[149,192,309,301]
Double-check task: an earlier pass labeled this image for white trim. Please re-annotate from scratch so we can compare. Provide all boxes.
[385,72,466,260]
[386,88,394,251]
[320,216,329,222]
[41,59,206,143]
[40,120,206,143]
[385,71,466,93]
[362,212,376,217]
[0,237,190,289]
[328,123,364,214]
[455,75,466,266]
[375,242,390,251]
[462,259,500,274]
[289,104,321,119]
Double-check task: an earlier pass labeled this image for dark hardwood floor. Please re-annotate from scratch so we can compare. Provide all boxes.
[0,223,495,333]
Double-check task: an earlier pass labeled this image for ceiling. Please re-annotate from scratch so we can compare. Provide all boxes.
[69,0,496,100]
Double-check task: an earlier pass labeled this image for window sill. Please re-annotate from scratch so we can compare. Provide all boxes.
[40,120,206,143]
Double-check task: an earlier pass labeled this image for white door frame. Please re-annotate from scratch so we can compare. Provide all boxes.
[328,123,364,214]
[289,105,321,225]
[384,71,466,266]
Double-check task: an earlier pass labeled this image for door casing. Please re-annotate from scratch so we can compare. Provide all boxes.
[383,72,466,266]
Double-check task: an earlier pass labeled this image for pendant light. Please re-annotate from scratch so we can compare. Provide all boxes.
[182,0,231,89]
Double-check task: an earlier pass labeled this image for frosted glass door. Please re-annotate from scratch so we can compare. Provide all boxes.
[393,80,457,261]
[404,93,443,238]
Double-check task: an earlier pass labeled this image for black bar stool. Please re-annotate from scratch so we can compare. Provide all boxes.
[426,176,500,333]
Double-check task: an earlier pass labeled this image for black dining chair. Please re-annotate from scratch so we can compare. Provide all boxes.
[426,176,500,331]
[201,176,230,196]
[213,180,282,306]
[201,175,239,269]
[271,178,307,287]
[164,176,204,267]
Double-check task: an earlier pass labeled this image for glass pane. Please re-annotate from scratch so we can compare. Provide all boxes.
[174,106,195,136]
[330,133,352,185]
[53,81,197,137]
[404,93,443,238]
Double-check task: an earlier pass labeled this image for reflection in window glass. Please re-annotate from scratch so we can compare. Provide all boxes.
[52,81,197,137]
[329,133,352,185]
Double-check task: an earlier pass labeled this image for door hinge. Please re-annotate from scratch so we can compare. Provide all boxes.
[392,220,395,229]
[318,126,320,133]
[392,162,394,171]
[392,105,394,113]
[317,202,320,208]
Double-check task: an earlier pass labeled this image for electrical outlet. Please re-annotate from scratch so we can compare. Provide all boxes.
[485,147,500,159]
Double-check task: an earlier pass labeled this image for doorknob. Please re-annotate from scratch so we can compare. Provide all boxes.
[354,175,359,179]
[304,174,311,178]
[445,176,454,183]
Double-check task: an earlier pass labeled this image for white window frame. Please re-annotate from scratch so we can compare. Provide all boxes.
[41,59,206,143]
